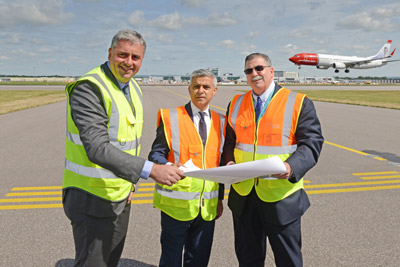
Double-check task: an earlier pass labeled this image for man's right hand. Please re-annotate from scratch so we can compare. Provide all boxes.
[149,164,184,186]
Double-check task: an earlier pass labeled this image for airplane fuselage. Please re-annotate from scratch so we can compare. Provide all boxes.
[288,40,396,72]
[289,53,386,70]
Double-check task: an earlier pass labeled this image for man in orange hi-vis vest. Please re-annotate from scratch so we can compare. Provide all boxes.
[222,53,324,267]
[148,69,226,267]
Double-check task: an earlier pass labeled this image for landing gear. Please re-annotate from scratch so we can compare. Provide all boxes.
[345,69,350,73]
[335,69,339,73]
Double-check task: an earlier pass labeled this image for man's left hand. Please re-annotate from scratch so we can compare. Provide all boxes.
[272,162,292,180]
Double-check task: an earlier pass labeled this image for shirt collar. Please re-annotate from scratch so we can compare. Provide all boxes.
[190,101,210,117]
[252,82,275,103]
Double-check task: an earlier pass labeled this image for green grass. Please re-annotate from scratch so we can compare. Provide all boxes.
[0,90,66,115]
[293,90,400,109]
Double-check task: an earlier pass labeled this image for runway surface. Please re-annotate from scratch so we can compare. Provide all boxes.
[0,85,399,266]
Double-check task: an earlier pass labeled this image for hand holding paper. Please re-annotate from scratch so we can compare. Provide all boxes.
[182,156,287,184]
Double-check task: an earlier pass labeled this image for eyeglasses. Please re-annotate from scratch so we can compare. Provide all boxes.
[244,65,270,75]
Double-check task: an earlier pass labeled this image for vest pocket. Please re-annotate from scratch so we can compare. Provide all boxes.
[159,195,190,208]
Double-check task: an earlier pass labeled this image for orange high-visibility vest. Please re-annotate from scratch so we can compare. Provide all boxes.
[153,106,226,221]
[228,88,306,202]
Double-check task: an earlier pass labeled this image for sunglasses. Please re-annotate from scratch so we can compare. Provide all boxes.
[244,65,270,75]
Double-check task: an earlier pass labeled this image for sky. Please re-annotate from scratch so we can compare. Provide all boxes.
[0,0,400,78]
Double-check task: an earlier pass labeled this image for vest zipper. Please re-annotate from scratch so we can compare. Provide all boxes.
[254,113,260,187]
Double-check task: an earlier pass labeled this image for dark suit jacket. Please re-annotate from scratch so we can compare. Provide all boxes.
[63,62,146,217]
[148,102,224,200]
[222,83,324,225]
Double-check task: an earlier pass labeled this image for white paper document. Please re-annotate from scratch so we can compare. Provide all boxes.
[181,156,287,184]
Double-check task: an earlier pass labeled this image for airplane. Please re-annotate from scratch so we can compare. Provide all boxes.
[289,40,400,73]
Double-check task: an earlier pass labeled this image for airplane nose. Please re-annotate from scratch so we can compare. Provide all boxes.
[289,56,297,63]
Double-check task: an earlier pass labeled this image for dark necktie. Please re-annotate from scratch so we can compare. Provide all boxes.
[198,111,207,146]
[255,96,262,121]
[122,85,131,104]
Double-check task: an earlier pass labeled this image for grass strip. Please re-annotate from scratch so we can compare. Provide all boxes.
[293,90,400,109]
[0,90,66,115]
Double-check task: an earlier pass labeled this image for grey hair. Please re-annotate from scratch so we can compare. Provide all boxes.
[110,29,146,54]
[190,69,217,87]
[245,53,272,67]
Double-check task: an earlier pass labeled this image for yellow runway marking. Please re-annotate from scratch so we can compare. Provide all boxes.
[305,179,400,189]
[353,171,398,176]
[6,191,61,196]
[0,203,63,210]
[137,188,154,192]
[307,184,400,194]
[0,197,61,203]
[361,175,400,180]
[12,186,62,191]
[139,183,155,187]
[324,141,387,161]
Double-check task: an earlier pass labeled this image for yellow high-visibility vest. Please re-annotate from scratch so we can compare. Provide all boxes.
[63,66,143,202]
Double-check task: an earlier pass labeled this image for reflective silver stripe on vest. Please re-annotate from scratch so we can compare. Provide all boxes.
[217,113,225,154]
[80,73,142,153]
[169,109,181,163]
[81,73,120,139]
[235,142,297,155]
[155,184,200,200]
[65,159,119,179]
[202,190,219,200]
[129,80,143,105]
[233,89,299,155]
[230,94,245,132]
[67,131,83,146]
[67,131,140,151]
[282,91,297,144]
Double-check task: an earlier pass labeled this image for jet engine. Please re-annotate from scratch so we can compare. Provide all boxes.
[332,62,346,69]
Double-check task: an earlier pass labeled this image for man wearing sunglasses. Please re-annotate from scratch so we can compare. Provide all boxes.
[222,53,324,267]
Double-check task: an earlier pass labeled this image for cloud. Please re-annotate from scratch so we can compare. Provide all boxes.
[337,12,395,32]
[0,0,72,28]
[372,3,400,17]
[128,10,146,26]
[12,49,37,57]
[131,11,236,31]
[180,0,203,8]
[247,32,260,39]
[307,0,326,10]
[0,55,10,60]
[288,29,312,39]
[218,40,235,49]
[337,4,400,32]
[208,12,237,27]
[157,34,173,44]
[282,44,298,54]
[149,11,183,30]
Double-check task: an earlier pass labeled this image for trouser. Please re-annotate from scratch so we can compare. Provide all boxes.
[159,211,215,267]
[232,192,303,267]
[64,203,131,267]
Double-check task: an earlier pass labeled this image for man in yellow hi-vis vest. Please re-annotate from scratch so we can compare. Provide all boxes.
[222,53,324,267]
[63,29,183,267]
[149,69,226,267]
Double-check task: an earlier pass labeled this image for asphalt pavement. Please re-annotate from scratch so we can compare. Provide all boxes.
[0,85,399,267]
